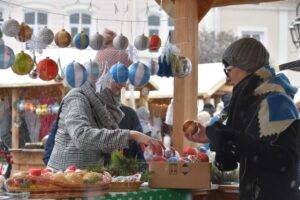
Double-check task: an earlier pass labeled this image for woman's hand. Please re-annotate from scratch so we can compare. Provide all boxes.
[129,131,165,154]
[184,122,209,143]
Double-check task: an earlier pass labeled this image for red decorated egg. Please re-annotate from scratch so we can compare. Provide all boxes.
[197,152,209,162]
[182,147,197,156]
[37,57,58,81]
[149,35,161,52]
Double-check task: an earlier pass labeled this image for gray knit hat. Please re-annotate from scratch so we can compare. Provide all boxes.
[222,38,269,73]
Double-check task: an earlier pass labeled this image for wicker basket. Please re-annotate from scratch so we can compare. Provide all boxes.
[109,181,143,192]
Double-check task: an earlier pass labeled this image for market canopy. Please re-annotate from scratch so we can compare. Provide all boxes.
[0,68,60,88]
[155,0,280,20]
[125,63,226,99]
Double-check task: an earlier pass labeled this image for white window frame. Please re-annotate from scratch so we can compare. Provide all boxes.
[69,12,91,38]
[237,26,268,47]
[24,11,48,34]
[148,14,160,36]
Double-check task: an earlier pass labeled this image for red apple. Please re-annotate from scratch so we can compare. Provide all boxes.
[28,168,42,176]
[197,152,209,162]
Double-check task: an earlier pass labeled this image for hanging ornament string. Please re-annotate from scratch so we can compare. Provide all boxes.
[0,0,180,23]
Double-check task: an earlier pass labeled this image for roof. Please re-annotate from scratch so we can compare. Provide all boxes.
[155,0,280,18]
[0,68,61,88]
[125,62,226,99]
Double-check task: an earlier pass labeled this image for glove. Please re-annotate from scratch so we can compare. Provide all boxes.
[206,122,239,152]
[215,151,238,171]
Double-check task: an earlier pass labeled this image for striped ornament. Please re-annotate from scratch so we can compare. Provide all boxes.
[113,34,129,50]
[16,22,33,42]
[146,59,160,75]
[109,63,129,84]
[84,60,101,83]
[0,45,15,69]
[55,29,72,48]
[128,62,150,87]
[73,31,89,50]
[12,51,34,75]
[89,32,104,50]
[134,34,149,51]
[37,26,54,45]
[64,61,88,88]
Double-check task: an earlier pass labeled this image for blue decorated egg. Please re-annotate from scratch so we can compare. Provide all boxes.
[109,63,129,84]
[128,62,150,87]
[0,45,15,69]
[73,31,89,50]
[64,61,87,88]
[84,60,101,83]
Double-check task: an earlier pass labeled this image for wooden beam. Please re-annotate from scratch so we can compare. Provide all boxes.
[172,0,212,152]
[11,88,20,148]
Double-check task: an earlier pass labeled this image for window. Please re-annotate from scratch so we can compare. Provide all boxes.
[24,11,47,34]
[148,15,160,36]
[69,12,91,38]
[241,31,264,43]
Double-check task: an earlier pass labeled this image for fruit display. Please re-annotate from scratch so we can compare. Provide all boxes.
[6,167,111,193]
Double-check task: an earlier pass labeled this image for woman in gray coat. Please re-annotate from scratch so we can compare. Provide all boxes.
[47,70,164,171]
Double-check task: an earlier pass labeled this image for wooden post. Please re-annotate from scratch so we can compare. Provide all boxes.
[172,0,212,151]
[11,88,20,148]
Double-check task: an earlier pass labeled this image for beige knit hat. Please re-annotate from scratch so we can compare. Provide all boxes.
[102,28,116,46]
[222,38,269,73]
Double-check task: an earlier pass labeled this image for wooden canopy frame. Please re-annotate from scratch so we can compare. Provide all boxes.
[154,0,279,151]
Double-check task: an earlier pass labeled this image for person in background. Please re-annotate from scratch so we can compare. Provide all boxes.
[47,29,164,171]
[136,87,152,136]
[119,105,145,162]
[185,38,299,200]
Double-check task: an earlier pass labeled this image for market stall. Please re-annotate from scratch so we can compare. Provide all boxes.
[0,68,65,173]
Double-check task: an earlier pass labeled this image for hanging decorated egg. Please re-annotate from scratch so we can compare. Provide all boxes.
[134,34,149,51]
[16,22,33,42]
[128,62,150,87]
[149,35,161,52]
[29,69,38,79]
[37,26,54,45]
[55,29,72,48]
[18,100,26,112]
[174,56,192,78]
[2,18,20,37]
[0,45,15,69]
[109,63,129,84]
[73,31,89,50]
[12,51,34,75]
[84,60,101,83]
[54,74,64,82]
[64,61,87,88]
[113,34,129,50]
[89,32,104,50]
[146,58,159,75]
[37,57,58,81]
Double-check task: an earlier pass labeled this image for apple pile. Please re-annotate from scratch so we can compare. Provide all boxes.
[6,166,112,191]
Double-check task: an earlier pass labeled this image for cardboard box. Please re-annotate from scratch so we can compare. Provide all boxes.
[148,162,211,189]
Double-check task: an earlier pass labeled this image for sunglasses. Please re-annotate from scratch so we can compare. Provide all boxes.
[223,67,233,77]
